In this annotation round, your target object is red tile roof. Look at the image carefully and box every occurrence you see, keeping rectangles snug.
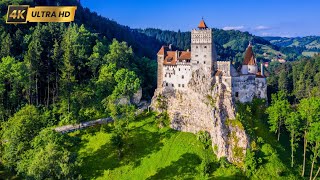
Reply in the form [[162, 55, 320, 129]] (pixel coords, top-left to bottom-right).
[[158, 46, 191, 65], [164, 51, 177, 65], [243, 44, 256, 65], [157, 46, 170, 55], [178, 51, 191, 60]]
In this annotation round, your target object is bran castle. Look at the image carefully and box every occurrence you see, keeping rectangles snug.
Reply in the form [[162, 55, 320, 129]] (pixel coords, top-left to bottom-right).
[[156, 19, 267, 102], [152, 19, 267, 163]]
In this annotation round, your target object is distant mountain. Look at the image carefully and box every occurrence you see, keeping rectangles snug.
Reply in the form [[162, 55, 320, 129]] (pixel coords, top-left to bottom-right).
[[263, 36, 320, 57]]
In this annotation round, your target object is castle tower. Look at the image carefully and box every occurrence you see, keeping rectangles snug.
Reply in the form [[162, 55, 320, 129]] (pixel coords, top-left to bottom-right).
[[241, 42, 258, 74], [157, 46, 165, 88], [191, 18, 217, 75]]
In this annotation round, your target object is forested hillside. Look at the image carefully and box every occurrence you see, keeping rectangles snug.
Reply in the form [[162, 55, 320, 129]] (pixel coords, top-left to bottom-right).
[[0, 0, 320, 179], [264, 36, 320, 57], [0, 1, 158, 178], [138, 28, 302, 64]]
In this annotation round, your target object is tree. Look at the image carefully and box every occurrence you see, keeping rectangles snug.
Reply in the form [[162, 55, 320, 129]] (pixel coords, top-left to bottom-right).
[[24, 25, 43, 105], [16, 129, 81, 179], [0, 56, 28, 120], [51, 39, 62, 103], [60, 26, 76, 122], [87, 40, 108, 76], [104, 39, 133, 69], [308, 122, 320, 180], [96, 63, 117, 101], [298, 97, 320, 177], [266, 91, 291, 141], [112, 68, 140, 98], [111, 133, 124, 160], [285, 111, 301, 167], [1, 105, 44, 169], [244, 149, 257, 177], [0, 33, 13, 59]]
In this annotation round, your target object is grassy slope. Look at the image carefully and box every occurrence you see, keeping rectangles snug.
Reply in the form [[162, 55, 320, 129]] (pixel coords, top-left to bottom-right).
[[71, 113, 244, 180]]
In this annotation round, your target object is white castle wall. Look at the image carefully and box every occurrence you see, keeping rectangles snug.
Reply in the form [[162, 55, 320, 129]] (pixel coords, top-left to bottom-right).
[[255, 78, 267, 99], [163, 64, 191, 91], [232, 75, 257, 103]]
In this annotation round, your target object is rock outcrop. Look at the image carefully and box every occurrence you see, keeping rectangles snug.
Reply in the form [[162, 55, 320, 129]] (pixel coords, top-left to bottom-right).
[[151, 69, 249, 165]]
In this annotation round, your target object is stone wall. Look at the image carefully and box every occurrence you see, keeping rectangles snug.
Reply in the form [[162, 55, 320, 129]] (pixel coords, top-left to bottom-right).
[[151, 69, 250, 165]]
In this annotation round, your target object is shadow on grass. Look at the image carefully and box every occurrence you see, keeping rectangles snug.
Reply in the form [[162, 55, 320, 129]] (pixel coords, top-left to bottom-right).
[[123, 127, 173, 168], [147, 153, 201, 180], [78, 115, 175, 178], [79, 140, 120, 179]]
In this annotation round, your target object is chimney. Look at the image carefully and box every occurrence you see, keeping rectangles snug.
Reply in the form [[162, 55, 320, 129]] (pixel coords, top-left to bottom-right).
[[261, 62, 264, 76], [169, 44, 172, 50], [176, 50, 178, 60]]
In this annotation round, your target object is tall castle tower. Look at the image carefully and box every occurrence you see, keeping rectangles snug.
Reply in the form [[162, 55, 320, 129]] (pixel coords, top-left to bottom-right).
[[191, 19, 217, 75]]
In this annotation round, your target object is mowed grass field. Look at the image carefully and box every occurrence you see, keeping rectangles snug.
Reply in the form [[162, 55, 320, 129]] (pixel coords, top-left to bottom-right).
[[70, 112, 243, 180]]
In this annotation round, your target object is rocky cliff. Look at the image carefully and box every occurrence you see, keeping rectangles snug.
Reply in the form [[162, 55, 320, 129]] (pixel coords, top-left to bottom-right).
[[151, 69, 249, 165]]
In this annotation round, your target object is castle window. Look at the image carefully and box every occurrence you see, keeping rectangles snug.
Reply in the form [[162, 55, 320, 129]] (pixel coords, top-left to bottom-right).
[[204, 55, 207, 58], [169, 74, 171, 78], [166, 83, 168, 86], [182, 84, 185, 87], [197, 61, 199, 64], [235, 92, 239, 97], [195, 55, 198, 57], [204, 61, 206, 64], [182, 75, 184, 79], [172, 84, 174, 87], [204, 46, 207, 48], [179, 68, 180, 71], [196, 46, 198, 48], [178, 84, 181, 87], [165, 74, 167, 77]]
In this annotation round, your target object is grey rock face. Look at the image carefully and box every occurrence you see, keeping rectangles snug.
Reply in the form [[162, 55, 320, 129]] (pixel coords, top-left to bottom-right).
[[131, 87, 142, 105], [151, 69, 249, 165]]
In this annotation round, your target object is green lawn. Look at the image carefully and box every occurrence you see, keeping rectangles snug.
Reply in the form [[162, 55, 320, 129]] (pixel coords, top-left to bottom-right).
[[71, 112, 244, 180]]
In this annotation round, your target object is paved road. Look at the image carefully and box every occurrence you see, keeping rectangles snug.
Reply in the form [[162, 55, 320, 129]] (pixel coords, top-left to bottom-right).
[[54, 101, 150, 133], [54, 117, 113, 133]]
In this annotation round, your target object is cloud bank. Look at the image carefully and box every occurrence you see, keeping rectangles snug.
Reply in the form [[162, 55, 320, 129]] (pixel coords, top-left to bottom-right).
[[222, 26, 245, 31]]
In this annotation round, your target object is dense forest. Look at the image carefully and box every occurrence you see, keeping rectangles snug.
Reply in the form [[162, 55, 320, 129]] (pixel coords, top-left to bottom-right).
[[0, 0, 320, 179]]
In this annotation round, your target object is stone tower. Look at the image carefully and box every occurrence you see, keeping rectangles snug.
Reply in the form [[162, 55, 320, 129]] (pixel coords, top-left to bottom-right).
[[191, 19, 217, 75], [157, 46, 168, 88]]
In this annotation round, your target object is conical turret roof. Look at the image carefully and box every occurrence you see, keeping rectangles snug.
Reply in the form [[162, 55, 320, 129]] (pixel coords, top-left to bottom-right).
[[198, 18, 208, 29], [243, 42, 256, 65]]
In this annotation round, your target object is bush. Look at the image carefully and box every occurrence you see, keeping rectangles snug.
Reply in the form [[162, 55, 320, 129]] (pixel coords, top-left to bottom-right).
[[196, 131, 211, 149]]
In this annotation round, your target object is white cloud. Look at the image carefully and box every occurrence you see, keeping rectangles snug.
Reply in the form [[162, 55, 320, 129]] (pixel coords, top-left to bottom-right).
[[254, 25, 271, 31], [261, 32, 271, 36], [222, 26, 245, 31]]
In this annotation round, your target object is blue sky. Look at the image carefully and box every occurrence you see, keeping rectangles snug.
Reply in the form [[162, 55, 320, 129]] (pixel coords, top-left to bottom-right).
[[81, 0, 320, 37]]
